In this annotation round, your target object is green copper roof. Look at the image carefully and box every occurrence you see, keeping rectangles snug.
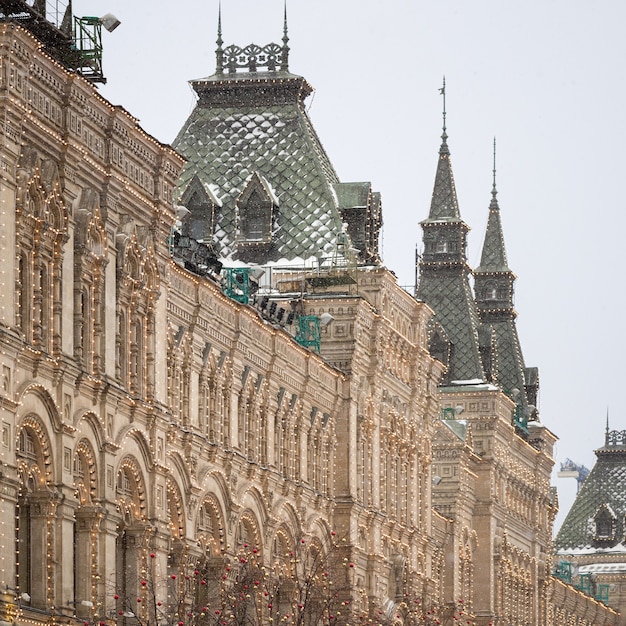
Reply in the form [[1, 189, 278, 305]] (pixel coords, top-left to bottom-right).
[[173, 70, 347, 264], [418, 274, 485, 382], [556, 429, 626, 553], [334, 182, 371, 209]]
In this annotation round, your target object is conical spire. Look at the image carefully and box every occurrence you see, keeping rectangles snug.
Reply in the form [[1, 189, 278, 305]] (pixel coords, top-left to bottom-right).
[[476, 138, 509, 272], [216, 2, 224, 75], [426, 78, 461, 222], [280, 1, 290, 71], [416, 80, 485, 383]]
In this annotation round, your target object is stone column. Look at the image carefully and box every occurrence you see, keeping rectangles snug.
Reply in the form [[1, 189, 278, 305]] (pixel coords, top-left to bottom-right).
[[74, 507, 103, 619], [28, 491, 58, 609], [0, 472, 19, 590], [54, 494, 78, 616], [98, 512, 120, 619]]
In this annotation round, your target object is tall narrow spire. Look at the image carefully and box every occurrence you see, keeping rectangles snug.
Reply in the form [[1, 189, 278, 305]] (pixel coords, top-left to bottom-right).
[[474, 141, 530, 400], [439, 76, 448, 153], [492, 136, 497, 198], [427, 78, 460, 221], [416, 79, 485, 383], [216, 2, 224, 75], [476, 138, 509, 272], [280, 1, 290, 71]]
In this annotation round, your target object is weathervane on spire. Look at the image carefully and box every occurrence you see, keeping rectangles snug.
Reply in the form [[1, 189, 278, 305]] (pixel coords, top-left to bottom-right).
[[492, 137, 498, 198], [439, 76, 447, 136]]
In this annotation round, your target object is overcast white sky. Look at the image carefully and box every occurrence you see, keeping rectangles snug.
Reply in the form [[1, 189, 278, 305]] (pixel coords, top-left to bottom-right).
[[86, 0, 626, 531]]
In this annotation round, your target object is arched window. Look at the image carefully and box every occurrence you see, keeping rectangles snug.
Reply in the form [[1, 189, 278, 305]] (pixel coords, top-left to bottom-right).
[[236, 172, 278, 253], [16, 422, 53, 609], [15, 154, 68, 356], [115, 459, 148, 615]]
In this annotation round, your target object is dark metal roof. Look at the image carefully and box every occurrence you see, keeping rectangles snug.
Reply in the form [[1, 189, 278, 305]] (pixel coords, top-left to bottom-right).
[[474, 186, 531, 402], [422, 133, 461, 224], [475, 190, 510, 273], [173, 68, 348, 265], [556, 429, 626, 553], [417, 135, 485, 382], [334, 182, 371, 210]]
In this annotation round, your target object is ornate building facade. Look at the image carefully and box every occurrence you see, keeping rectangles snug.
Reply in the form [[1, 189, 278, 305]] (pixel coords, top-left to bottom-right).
[[0, 4, 619, 626]]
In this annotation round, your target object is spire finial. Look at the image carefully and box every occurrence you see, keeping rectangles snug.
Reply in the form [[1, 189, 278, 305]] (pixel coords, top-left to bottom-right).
[[439, 76, 447, 137], [216, 1, 224, 75], [280, 0, 290, 71], [284, 0, 288, 38], [492, 136, 497, 199]]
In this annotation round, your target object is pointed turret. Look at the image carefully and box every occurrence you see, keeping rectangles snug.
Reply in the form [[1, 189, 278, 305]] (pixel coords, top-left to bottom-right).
[[476, 171, 509, 272], [474, 139, 515, 312], [416, 83, 484, 383], [424, 78, 461, 223], [474, 140, 537, 408]]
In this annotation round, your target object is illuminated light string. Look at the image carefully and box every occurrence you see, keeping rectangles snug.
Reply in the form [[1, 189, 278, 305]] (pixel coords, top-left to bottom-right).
[[1, 23, 179, 157], [1, 27, 549, 626]]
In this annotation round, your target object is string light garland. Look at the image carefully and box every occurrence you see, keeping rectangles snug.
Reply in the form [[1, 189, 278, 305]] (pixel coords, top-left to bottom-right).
[[0, 18, 612, 626]]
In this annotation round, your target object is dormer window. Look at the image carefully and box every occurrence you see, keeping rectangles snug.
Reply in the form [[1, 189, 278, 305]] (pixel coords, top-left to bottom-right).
[[593, 504, 616, 543], [241, 190, 270, 240], [236, 172, 279, 246], [179, 175, 222, 243], [428, 323, 451, 370]]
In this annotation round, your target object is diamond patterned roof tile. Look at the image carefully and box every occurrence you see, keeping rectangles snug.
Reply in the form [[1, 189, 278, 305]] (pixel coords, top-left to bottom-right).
[[556, 432, 626, 554]]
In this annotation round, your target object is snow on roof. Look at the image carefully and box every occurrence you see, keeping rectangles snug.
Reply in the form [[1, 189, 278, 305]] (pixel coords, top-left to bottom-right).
[[558, 542, 626, 556], [259, 174, 280, 206], [442, 379, 499, 392], [580, 562, 626, 574], [450, 378, 486, 385], [204, 182, 223, 208]]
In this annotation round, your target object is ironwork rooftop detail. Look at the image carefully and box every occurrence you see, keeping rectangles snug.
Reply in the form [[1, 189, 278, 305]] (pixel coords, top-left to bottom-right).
[[603, 430, 626, 451], [215, 4, 289, 75]]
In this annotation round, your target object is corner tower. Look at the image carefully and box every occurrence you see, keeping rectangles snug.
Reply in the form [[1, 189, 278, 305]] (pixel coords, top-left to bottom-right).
[[474, 142, 537, 408], [416, 89, 484, 383]]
